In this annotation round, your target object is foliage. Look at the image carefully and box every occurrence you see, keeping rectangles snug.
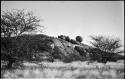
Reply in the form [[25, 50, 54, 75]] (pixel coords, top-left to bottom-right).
[[2, 34, 86, 67], [65, 36, 70, 42], [76, 36, 83, 42], [1, 34, 124, 68], [74, 46, 88, 58], [88, 48, 124, 63], [58, 35, 82, 45], [70, 39, 79, 44], [58, 35, 65, 39], [1, 9, 43, 37], [52, 46, 64, 60], [1, 34, 54, 63], [58, 35, 70, 42], [62, 53, 85, 63], [89, 35, 124, 63], [90, 35, 122, 53]]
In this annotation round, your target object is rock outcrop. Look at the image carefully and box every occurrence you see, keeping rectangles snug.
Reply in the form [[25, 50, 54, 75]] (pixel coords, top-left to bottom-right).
[[1, 34, 124, 68]]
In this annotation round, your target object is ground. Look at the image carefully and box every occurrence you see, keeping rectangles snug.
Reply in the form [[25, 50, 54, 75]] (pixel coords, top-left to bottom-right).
[[1, 60, 124, 79]]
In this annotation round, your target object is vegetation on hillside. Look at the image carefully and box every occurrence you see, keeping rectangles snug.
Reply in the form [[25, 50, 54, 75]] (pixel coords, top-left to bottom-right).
[[1, 34, 124, 69]]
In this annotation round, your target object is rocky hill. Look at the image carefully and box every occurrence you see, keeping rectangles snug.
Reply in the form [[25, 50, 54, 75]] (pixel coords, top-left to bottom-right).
[[1, 34, 124, 68]]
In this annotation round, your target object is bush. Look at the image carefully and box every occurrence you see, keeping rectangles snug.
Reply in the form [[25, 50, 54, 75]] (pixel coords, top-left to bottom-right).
[[89, 35, 124, 63], [58, 35, 71, 42], [1, 34, 54, 62], [70, 39, 79, 44], [52, 46, 63, 60], [74, 46, 87, 57], [90, 35, 122, 53], [88, 48, 124, 63], [65, 36, 70, 42], [58, 35, 65, 39], [76, 36, 83, 42], [62, 53, 85, 63]]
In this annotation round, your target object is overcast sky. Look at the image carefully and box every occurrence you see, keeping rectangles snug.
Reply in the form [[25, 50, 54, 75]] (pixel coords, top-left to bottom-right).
[[1, 1, 124, 45]]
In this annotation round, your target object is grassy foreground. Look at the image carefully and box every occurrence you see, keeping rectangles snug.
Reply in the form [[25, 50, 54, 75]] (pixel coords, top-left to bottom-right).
[[1, 60, 124, 79]]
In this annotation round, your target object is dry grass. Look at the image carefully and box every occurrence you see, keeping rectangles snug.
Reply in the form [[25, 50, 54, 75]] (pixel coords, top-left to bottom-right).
[[1, 60, 124, 79]]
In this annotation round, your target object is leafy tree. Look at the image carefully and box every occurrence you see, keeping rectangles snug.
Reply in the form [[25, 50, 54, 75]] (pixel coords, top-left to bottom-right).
[[76, 36, 83, 42], [1, 9, 43, 37], [90, 35, 122, 53]]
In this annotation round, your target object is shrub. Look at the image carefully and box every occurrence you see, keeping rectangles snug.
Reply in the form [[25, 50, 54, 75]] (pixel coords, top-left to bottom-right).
[[52, 46, 63, 60], [76, 36, 83, 42], [70, 39, 79, 44], [58, 35, 65, 39], [65, 36, 70, 42], [90, 35, 122, 53], [62, 53, 85, 63], [74, 46, 87, 57], [88, 48, 124, 63], [89, 35, 123, 63], [1, 34, 54, 63]]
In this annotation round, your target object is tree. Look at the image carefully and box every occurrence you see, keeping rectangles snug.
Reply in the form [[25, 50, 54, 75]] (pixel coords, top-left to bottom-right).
[[90, 35, 122, 53], [76, 36, 83, 42], [1, 9, 43, 37]]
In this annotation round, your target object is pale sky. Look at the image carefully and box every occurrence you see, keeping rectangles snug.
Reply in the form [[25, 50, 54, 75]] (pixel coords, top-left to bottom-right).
[[1, 1, 124, 45]]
